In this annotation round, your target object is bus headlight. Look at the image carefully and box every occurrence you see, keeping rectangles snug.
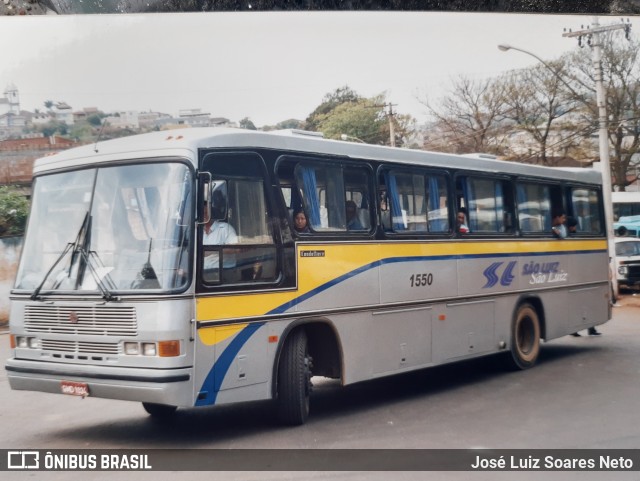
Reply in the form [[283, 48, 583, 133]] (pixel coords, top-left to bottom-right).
[[124, 342, 140, 355], [123, 340, 180, 356], [619, 266, 629, 276], [15, 336, 40, 349], [142, 343, 157, 356]]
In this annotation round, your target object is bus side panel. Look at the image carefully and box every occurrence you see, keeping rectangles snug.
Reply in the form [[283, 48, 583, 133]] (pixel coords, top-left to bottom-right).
[[432, 300, 495, 363], [193, 320, 276, 406]]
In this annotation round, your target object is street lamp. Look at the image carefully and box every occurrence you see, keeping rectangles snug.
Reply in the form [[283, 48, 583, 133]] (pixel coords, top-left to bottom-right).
[[497, 44, 592, 112], [340, 134, 366, 143], [499, 41, 617, 297]]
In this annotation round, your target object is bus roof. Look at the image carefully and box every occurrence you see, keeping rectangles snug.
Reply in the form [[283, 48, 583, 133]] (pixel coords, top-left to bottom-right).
[[34, 127, 603, 184]]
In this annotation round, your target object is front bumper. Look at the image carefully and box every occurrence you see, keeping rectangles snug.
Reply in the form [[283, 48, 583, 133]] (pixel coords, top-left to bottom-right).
[[5, 357, 194, 406]]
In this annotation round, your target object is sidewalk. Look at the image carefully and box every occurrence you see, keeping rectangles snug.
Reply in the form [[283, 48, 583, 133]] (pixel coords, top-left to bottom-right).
[[616, 292, 640, 308]]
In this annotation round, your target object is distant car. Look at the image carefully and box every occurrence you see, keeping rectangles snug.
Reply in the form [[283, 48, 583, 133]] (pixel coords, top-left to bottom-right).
[[614, 237, 640, 291], [614, 215, 640, 237]]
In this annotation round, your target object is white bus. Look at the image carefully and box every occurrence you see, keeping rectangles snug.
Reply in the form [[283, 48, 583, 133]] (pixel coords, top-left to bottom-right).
[[6, 128, 610, 425]]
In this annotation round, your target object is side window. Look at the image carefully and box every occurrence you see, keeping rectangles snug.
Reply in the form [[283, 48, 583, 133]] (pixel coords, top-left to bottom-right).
[[462, 177, 508, 233], [381, 170, 449, 233], [293, 161, 371, 233], [516, 183, 551, 233], [201, 153, 278, 286], [345, 167, 371, 231], [427, 175, 449, 232], [570, 187, 602, 234]]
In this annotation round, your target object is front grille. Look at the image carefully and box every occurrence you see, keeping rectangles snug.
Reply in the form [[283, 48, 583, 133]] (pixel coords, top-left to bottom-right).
[[40, 339, 120, 355], [24, 305, 137, 336]]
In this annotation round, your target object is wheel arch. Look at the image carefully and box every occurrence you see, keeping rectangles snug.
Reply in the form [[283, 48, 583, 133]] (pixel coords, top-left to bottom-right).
[[271, 317, 343, 398]]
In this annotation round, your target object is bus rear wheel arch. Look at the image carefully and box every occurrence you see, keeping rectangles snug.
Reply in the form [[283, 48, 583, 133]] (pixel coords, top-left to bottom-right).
[[508, 302, 541, 370]]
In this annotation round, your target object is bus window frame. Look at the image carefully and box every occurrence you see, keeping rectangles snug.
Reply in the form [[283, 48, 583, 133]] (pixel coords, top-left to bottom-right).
[[515, 177, 565, 238], [377, 165, 453, 237], [454, 171, 517, 237], [197, 150, 284, 293], [275, 154, 376, 238], [565, 183, 605, 237]]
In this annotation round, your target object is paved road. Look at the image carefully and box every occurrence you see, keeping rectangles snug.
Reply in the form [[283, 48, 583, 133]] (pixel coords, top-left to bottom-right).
[[2, 299, 640, 481]]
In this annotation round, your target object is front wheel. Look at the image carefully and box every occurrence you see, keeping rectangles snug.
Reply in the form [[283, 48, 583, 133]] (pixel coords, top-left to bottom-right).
[[508, 303, 541, 370], [142, 402, 177, 419], [277, 329, 313, 426]]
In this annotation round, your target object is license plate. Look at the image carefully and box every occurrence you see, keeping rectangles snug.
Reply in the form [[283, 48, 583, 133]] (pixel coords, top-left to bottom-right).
[[60, 381, 90, 397]]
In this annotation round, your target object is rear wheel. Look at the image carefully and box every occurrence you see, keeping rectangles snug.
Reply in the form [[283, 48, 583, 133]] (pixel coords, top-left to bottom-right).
[[508, 303, 541, 370], [142, 402, 177, 418], [277, 329, 313, 426]]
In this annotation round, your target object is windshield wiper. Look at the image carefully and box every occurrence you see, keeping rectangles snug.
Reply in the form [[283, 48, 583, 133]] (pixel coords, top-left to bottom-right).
[[30, 213, 117, 302], [30, 212, 90, 301], [132, 239, 161, 289], [73, 214, 117, 302], [77, 247, 118, 302]]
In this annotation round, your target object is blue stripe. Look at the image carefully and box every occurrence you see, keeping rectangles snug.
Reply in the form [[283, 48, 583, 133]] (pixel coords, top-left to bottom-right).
[[196, 322, 265, 406], [268, 248, 606, 315]]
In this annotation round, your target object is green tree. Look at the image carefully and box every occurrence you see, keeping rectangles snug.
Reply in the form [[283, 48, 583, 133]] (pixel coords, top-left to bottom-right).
[[305, 86, 361, 132], [69, 121, 95, 143], [276, 119, 305, 130], [239, 117, 257, 130], [311, 90, 416, 147], [315, 96, 388, 144], [0, 187, 29, 237], [87, 113, 103, 127]]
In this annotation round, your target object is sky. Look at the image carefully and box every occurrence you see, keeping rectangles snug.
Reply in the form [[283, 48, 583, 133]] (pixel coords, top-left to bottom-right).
[[1, 12, 639, 127]]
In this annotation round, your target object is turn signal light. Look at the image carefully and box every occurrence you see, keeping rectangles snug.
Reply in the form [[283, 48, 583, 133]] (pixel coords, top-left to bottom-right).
[[158, 340, 180, 357]]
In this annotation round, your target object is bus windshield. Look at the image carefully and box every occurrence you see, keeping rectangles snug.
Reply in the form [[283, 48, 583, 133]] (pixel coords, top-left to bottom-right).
[[15, 162, 193, 295]]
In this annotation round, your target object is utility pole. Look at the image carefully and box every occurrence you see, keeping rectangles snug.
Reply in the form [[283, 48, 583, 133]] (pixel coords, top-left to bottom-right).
[[369, 102, 398, 147], [386, 103, 397, 147], [563, 17, 631, 300]]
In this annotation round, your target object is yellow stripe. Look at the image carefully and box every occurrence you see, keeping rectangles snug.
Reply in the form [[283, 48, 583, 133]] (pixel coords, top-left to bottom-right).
[[195, 239, 606, 323], [197, 323, 249, 346]]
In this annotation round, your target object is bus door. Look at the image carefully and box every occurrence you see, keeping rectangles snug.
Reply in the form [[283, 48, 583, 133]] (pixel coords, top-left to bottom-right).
[[192, 151, 287, 406]]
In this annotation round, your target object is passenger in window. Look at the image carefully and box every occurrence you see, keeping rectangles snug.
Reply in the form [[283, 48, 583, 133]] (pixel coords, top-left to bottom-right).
[[567, 216, 579, 235], [551, 210, 567, 239], [293, 210, 310, 233], [346, 200, 364, 230], [456, 209, 469, 234]]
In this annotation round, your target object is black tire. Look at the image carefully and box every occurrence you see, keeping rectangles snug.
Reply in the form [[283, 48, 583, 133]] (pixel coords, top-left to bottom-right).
[[142, 402, 177, 418], [277, 329, 312, 426], [508, 303, 541, 370]]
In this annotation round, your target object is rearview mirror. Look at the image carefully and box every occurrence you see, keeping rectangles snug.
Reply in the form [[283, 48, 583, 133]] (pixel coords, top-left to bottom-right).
[[210, 180, 228, 221]]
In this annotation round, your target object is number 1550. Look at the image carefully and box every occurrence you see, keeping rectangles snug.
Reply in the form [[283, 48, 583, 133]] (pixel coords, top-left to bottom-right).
[[410, 273, 433, 287]]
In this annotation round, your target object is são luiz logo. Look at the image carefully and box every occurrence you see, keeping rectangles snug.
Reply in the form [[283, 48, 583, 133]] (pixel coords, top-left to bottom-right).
[[482, 261, 517, 288]]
